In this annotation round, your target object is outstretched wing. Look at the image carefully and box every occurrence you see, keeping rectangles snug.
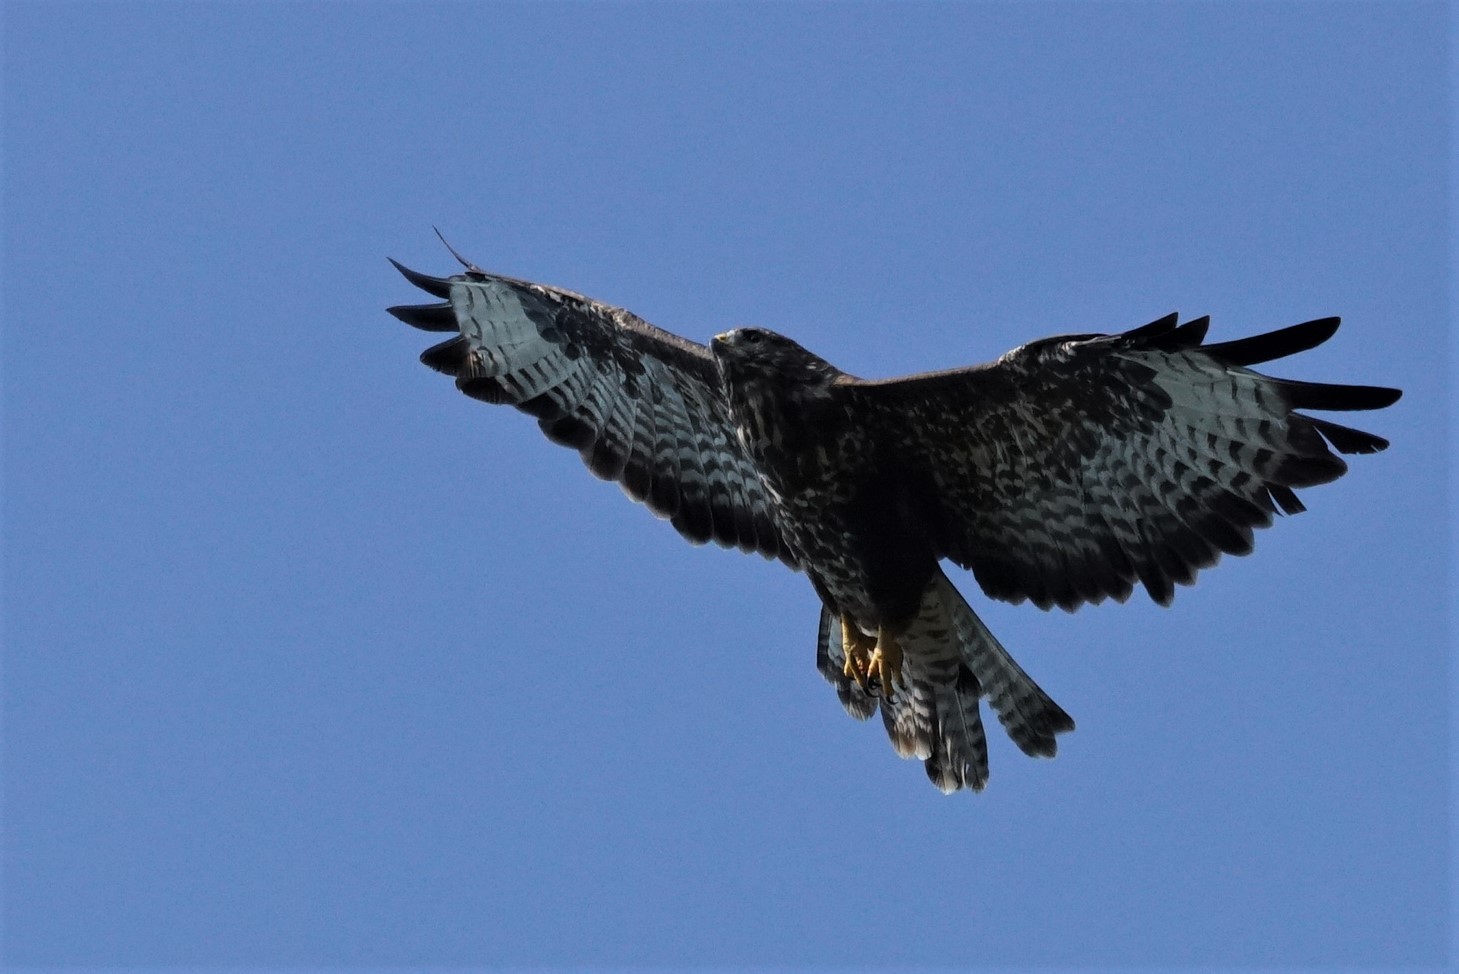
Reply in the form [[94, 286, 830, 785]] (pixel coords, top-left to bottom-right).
[[388, 261, 797, 566], [852, 314, 1400, 610]]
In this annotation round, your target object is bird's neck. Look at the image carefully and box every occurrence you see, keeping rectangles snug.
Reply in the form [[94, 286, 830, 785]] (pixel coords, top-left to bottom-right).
[[725, 375, 845, 492]]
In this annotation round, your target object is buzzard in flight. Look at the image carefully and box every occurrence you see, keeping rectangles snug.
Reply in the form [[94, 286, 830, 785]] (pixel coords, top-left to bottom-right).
[[388, 250, 1399, 793]]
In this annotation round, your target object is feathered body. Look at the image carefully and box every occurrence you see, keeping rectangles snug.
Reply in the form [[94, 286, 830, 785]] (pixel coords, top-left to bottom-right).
[[388, 254, 1399, 793], [712, 330, 937, 632]]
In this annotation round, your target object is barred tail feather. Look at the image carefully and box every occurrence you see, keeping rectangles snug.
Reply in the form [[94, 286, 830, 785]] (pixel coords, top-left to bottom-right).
[[815, 571, 1071, 793], [936, 572, 1076, 758], [921, 661, 990, 793], [883, 596, 992, 792], [816, 602, 988, 790]]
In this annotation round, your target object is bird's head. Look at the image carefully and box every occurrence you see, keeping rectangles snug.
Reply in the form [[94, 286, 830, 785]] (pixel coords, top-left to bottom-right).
[[709, 327, 842, 395], [710, 327, 845, 454]]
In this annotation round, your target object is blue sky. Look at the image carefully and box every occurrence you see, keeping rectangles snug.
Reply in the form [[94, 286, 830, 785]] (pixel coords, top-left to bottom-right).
[[3, 1, 1451, 968]]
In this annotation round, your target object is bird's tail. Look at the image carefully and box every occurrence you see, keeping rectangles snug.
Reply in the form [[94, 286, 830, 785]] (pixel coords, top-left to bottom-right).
[[816, 569, 1074, 793]]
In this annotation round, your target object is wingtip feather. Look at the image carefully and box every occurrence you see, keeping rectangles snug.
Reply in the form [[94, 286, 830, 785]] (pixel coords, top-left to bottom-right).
[[1279, 379, 1403, 412], [1205, 316, 1341, 366], [387, 258, 453, 299], [387, 302, 459, 332], [419, 336, 469, 375], [1122, 312, 1180, 342]]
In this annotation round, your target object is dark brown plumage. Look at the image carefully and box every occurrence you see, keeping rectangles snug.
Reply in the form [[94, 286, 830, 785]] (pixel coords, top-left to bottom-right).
[[388, 254, 1400, 793]]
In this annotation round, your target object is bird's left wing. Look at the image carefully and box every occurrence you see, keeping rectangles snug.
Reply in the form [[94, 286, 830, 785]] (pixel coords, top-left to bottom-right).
[[849, 314, 1400, 610], [388, 261, 797, 566]]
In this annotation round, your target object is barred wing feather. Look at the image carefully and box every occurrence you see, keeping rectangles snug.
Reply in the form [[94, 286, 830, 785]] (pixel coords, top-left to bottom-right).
[[853, 314, 1400, 611], [388, 261, 797, 567]]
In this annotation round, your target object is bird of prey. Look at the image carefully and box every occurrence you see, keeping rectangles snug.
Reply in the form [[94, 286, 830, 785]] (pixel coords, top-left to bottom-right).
[[387, 248, 1399, 793]]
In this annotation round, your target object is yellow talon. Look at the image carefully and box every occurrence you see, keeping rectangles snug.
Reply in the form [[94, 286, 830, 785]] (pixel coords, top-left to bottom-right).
[[867, 628, 904, 699], [840, 614, 876, 692]]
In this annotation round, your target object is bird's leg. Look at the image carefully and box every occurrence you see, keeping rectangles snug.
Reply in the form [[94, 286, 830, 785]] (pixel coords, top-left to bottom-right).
[[867, 627, 904, 699], [840, 614, 876, 692]]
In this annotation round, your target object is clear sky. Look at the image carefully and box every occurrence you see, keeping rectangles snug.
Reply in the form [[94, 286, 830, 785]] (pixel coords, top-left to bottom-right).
[[3, 1, 1451, 968]]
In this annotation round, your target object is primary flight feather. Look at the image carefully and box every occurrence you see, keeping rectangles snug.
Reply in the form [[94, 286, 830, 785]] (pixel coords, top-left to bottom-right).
[[388, 253, 1400, 793]]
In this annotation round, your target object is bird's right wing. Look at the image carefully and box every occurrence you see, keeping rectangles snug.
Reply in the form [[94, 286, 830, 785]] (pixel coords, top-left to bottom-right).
[[389, 260, 797, 566]]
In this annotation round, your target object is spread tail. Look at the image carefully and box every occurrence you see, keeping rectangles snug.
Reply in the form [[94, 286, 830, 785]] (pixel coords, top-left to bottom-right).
[[815, 569, 1074, 793], [936, 572, 1076, 759]]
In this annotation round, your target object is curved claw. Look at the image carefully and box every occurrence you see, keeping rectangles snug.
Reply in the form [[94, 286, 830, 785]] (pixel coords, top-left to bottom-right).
[[841, 614, 875, 693], [868, 629, 904, 701]]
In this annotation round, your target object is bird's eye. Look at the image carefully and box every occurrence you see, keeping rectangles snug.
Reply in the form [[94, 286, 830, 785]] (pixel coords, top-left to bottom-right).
[[745, 332, 762, 345]]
